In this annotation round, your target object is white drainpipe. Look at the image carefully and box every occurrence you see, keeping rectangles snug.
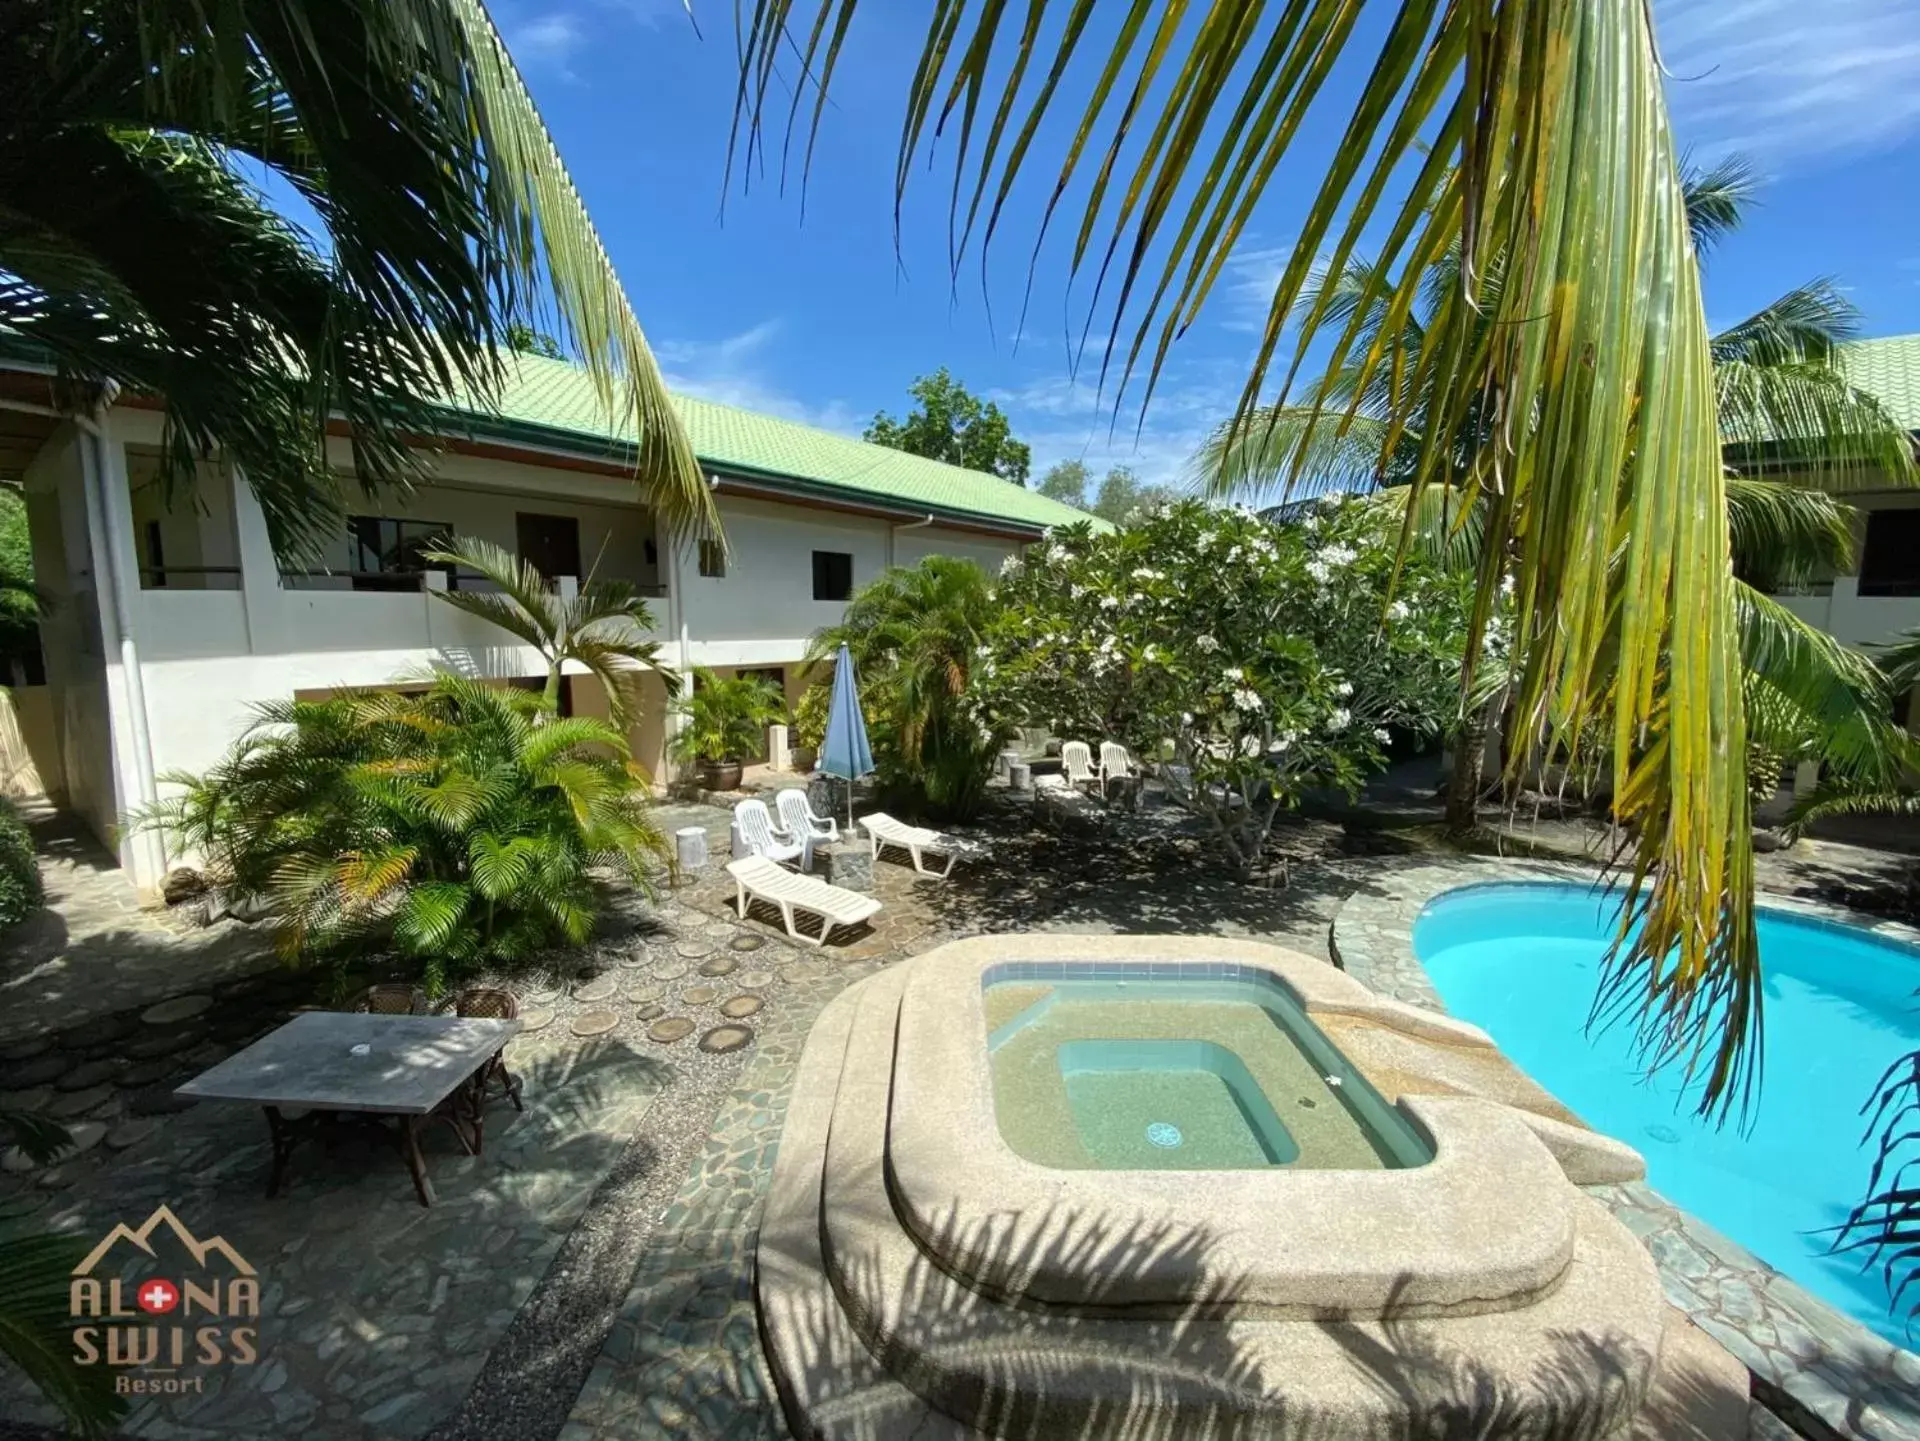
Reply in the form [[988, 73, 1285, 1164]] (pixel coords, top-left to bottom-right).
[[887, 513, 935, 568]]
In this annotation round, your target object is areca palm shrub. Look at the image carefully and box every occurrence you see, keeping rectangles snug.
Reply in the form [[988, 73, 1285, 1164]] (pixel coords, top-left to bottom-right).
[[137, 674, 666, 994], [975, 500, 1474, 875], [809, 556, 1006, 819]]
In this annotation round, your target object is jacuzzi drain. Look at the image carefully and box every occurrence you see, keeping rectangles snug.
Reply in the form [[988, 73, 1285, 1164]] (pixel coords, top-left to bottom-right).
[[1145, 1121, 1183, 1149]]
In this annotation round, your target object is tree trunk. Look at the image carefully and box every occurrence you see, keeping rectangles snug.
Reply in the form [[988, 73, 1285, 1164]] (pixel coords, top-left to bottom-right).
[[1444, 698, 1498, 835]]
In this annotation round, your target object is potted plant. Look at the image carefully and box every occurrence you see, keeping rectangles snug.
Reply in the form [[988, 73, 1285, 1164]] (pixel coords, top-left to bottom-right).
[[790, 681, 831, 773], [669, 668, 786, 791]]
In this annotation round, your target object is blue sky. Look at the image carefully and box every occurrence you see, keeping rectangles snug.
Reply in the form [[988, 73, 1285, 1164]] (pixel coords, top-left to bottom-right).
[[495, 0, 1920, 488]]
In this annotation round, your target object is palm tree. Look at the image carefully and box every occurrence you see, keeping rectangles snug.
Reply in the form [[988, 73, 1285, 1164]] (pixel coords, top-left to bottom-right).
[[423, 536, 677, 730], [808, 556, 1002, 816], [732, 0, 1768, 1112], [1, 1, 717, 556], [1198, 159, 1917, 836]]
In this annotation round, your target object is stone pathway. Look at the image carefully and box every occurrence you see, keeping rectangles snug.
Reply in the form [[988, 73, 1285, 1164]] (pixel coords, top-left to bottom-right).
[[1, 803, 277, 1043], [1331, 855, 1920, 1441]]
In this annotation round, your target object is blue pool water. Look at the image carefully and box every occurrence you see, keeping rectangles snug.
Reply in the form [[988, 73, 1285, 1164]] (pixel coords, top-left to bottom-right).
[[1414, 882, 1920, 1350]]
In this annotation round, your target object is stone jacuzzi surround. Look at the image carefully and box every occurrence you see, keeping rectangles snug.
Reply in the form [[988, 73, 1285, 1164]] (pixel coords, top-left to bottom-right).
[[757, 934, 1745, 1440]]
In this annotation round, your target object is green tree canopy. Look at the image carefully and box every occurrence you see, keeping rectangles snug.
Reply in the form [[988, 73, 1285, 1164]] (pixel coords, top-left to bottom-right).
[[0, 490, 37, 678], [1090, 466, 1180, 528], [1034, 459, 1090, 507], [865, 369, 1031, 483]]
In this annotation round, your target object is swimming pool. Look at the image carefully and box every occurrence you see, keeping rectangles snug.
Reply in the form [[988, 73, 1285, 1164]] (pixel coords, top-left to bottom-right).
[[1414, 881, 1920, 1349]]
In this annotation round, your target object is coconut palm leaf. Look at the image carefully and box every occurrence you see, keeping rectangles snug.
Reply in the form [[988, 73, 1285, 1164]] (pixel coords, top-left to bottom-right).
[[1726, 478, 1855, 588], [0, 1227, 124, 1438], [738, 0, 1760, 1113], [1193, 404, 1406, 504], [1681, 153, 1759, 257], [0, 0, 716, 556]]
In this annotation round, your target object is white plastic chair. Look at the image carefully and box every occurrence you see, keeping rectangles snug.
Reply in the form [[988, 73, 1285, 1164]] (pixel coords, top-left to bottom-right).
[[1098, 742, 1134, 781], [775, 788, 839, 850], [733, 798, 808, 870], [1061, 741, 1101, 790]]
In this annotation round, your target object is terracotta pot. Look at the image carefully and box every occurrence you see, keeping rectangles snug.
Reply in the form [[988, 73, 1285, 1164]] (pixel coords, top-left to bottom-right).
[[701, 760, 744, 792]]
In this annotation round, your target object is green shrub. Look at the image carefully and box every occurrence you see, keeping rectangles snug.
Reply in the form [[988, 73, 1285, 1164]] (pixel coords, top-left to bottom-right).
[[668, 669, 786, 765], [0, 796, 40, 929], [136, 674, 666, 994]]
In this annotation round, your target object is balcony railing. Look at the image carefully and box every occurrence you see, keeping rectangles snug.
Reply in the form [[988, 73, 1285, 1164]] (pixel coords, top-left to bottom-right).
[[277, 569, 668, 598], [138, 564, 243, 591]]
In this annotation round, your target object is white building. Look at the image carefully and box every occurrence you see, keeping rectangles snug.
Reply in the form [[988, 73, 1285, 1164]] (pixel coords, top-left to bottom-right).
[[0, 348, 1093, 890], [1752, 335, 1920, 663]]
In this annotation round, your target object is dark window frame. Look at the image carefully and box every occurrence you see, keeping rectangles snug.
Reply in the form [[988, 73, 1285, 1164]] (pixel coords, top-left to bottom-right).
[[346, 516, 454, 592], [812, 549, 853, 602], [698, 539, 727, 578]]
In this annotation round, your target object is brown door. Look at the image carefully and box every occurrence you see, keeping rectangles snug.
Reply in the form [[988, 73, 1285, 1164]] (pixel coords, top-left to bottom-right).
[[516, 512, 583, 584]]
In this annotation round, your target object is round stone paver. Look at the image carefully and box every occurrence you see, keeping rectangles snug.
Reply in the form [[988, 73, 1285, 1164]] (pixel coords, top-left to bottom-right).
[[633, 1003, 665, 1023], [522, 984, 562, 1005], [572, 975, 619, 1004], [0, 1086, 50, 1114], [56, 1058, 128, 1092], [646, 1017, 696, 1044], [519, 1008, 555, 1034], [698, 1025, 754, 1055], [736, 970, 776, 990], [673, 939, 714, 961], [785, 961, 832, 983], [105, 1119, 159, 1151], [679, 985, 720, 1007], [719, 994, 763, 1019], [56, 1014, 141, 1051], [618, 948, 654, 969], [626, 982, 667, 1005], [728, 931, 767, 953], [571, 1010, 620, 1038], [127, 1087, 197, 1117], [126, 1028, 205, 1060], [0, 1036, 50, 1063], [2, 1054, 71, 1089], [114, 1057, 183, 1089], [1, 1148, 38, 1174], [140, 994, 214, 1026], [652, 962, 690, 983], [63, 1121, 108, 1155], [697, 955, 737, 978], [47, 1086, 114, 1119]]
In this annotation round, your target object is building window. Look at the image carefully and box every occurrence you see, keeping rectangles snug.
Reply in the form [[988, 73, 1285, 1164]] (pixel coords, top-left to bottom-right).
[[812, 550, 853, 601], [1859, 509, 1920, 597], [516, 512, 582, 584], [142, 520, 167, 589], [698, 539, 726, 577], [347, 516, 452, 592]]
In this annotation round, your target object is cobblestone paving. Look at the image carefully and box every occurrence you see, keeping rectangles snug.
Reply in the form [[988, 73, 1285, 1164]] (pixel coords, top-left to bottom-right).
[[1330, 855, 1920, 1441]]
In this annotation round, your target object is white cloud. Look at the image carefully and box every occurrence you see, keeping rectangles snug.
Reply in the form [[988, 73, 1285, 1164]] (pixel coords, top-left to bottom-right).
[[1656, 0, 1920, 164], [657, 320, 862, 434], [993, 357, 1244, 492], [504, 12, 588, 79]]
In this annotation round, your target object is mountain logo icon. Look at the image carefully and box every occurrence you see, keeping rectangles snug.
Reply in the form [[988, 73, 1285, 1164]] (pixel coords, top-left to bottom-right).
[[72, 1204, 255, 1278]]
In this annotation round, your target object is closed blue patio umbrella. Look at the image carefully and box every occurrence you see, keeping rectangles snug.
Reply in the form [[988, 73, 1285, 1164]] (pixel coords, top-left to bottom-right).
[[819, 643, 874, 830]]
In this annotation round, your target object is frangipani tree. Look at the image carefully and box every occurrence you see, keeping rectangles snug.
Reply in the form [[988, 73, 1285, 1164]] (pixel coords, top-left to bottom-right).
[[976, 499, 1473, 875]]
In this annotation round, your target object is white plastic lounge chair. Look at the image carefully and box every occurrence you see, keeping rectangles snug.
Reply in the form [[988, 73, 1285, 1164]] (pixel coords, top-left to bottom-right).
[[774, 788, 839, 851], [726, 855, 882, 946], [733, 798, 808, 869], [1099, 742, 1134, 781], [1060, 741, 1101, 790], [860, 811, 973, 878]]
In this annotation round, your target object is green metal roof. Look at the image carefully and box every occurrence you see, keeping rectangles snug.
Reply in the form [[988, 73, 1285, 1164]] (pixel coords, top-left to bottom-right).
[[1839, 334, 1920, 433], [457, 352, 1104, 534]]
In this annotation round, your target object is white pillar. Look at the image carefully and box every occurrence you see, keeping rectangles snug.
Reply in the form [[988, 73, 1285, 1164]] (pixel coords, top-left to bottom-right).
[[231, 470, 284, 656]]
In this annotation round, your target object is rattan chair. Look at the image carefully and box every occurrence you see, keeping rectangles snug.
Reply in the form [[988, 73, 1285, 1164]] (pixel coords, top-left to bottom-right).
[[450, 987, 524, 1122], [348, 983, 428, 1015]]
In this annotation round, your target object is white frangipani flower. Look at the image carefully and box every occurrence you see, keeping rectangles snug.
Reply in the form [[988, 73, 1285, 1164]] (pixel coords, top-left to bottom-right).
[[1334, 680, 1354, 698], [1373, 727, 1392, 743], [1223, 665, 1244, 682], [1195, 634, 1220, 652], [1326, 707, 1351, 732], [1387, 599, 1410, 622], [1233, 688, 1263, 711]]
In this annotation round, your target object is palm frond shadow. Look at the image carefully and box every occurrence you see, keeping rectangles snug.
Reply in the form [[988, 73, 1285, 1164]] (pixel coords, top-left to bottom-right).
[[766, 1201, 1669, 1441]]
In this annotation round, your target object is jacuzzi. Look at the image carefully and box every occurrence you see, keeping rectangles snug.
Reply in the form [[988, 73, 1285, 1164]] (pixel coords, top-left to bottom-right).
[[756, 935, 1742, 1440]]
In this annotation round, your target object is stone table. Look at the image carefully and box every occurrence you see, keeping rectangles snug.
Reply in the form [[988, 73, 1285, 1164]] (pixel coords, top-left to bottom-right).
[[175, 1012, 521, 1206]]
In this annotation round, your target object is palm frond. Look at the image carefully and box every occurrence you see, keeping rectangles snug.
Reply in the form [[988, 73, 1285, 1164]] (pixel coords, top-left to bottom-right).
[[1681, 152, 1759, 257], [1193, 405, 1404, 504], [0, 1226, 126, 1437], [737, 0, 1761, 1116], [1726, 479, 1855, 586], [1736, 582, 1905, 783]]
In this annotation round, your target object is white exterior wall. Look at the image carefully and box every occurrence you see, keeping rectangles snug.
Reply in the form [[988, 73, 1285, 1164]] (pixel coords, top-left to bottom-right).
[[1767, 491, 1920, 650], [21, 403, 1037, 889]]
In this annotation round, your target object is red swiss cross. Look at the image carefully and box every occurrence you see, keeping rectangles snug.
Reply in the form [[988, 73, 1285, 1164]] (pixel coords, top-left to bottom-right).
[[136, 1279, 179, 1314]]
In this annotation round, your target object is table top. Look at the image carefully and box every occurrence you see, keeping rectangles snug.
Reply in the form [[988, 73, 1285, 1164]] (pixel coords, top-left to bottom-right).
[[175, 1012, 522, 1115]]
